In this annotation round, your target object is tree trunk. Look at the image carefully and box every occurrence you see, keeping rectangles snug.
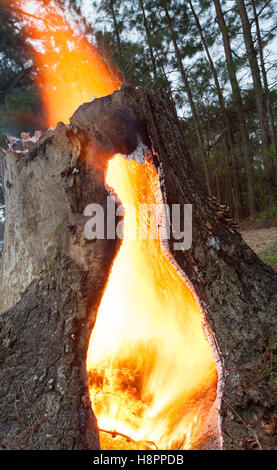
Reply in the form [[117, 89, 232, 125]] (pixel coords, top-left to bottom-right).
[[162, 3, 212, 196], [71, 85, 277, 450], [109, 0, 122, 56], [251, 0, 277, 182], [236, 0, 274, 201], [188, 0, 241, 218], [213, 0, 255, 217], [0, 124, 120, 449], [1, 86, 276, 450], [139, 0, 158, 81]]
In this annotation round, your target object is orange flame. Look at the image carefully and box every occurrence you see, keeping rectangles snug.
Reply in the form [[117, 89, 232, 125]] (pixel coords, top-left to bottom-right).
[[12, 0, 218, 450], [88, 157, 218, 449], [10, 0, 121, 126]]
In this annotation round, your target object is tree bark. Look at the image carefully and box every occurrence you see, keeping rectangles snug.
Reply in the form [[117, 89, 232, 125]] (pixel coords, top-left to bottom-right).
[[0, 86, 276, 450], [70, 85, 277, 450], [0, 124, 120, 449]]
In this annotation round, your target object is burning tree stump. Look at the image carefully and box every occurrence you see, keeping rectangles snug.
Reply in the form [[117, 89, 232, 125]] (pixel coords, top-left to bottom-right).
[[0, 86, 276, 450], [0, 124, 120, 449]]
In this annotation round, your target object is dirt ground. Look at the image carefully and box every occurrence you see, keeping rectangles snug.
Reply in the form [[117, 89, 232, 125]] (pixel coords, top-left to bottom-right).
[[241, 227, 277, 256]]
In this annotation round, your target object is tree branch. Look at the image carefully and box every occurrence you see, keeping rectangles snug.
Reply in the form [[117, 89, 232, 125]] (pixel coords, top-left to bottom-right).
[[99, 428, 158, 450]]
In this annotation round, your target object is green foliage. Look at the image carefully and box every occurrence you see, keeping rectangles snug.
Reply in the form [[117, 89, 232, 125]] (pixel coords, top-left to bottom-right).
[[260, 240, 277, 270], [4, 87, 37, 111], [0, 86, 41, 137], [0, 3, 45, 137], [0, 134, 6, 149], [260, 205, 277, 221], [259, 340, 277, 390]]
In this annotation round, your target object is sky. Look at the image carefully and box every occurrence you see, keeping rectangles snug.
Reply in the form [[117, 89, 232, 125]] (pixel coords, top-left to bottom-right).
[[80, 0, 277, 86]]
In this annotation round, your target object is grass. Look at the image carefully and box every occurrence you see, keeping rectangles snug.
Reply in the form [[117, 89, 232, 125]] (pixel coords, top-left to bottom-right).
[[260, 240, 277, 270]]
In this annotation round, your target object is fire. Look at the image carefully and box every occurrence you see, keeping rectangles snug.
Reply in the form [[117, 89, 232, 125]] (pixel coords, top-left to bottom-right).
[[12, 0, 218, 450], [9, 0, 121, 126], [88, 156, 217, 450]]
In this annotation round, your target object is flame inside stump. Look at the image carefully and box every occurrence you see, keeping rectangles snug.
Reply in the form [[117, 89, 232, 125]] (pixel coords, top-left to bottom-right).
[[87, 155, 217, 450], [12, 0, 219, 450]]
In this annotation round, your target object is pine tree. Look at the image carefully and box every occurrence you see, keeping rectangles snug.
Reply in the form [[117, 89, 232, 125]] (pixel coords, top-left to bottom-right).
[[0, 3, 43, 136], [250, 0, 277, 184], [213, 0, 255, 216], [158, 0, 211, 194], [188, 0, 241, 217], [236, 0, 275, 202]]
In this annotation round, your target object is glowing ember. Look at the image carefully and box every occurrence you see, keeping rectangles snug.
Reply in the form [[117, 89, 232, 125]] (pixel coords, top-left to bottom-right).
[[12, 0, 218, 450]]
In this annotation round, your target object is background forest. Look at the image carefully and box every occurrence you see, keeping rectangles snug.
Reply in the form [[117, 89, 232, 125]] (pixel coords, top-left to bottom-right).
[[0, 0, 277, 232]]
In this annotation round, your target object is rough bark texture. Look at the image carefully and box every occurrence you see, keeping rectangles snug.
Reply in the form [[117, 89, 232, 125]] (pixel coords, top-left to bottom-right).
[[0, 86, 276, 450], [70, 86, 277, 450], [136, 88, 277, 450], [0, 124, 119, 449]]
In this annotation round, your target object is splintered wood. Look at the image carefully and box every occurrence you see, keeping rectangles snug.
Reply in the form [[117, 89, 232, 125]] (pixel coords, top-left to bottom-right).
[[99, 429, 158, 450]]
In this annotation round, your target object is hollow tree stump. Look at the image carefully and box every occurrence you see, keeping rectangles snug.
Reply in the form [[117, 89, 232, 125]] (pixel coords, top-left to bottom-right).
[[0, 124, 120, 449], [0, 86, 276, 450]]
